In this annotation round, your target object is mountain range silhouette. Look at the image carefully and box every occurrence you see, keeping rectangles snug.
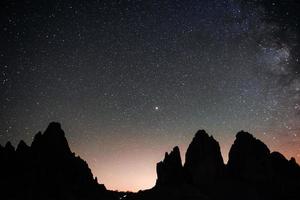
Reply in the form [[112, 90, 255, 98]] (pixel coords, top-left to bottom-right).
[[0, 122, 116, 200], [0, 122, 299, 200]]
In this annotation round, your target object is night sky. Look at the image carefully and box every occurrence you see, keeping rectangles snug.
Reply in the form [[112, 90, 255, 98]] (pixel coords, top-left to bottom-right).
[[1, 0, 300, 192]]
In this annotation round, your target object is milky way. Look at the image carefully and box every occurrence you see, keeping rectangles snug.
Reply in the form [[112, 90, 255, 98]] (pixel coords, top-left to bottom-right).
[[0, 0, 300, 191]]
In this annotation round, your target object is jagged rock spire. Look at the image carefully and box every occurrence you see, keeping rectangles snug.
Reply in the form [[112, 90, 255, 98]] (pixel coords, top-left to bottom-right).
[[184, 130, 224, 188], [227, 131, 270, 182], [31, 122, 71, 156], [156, 146, 183, 186], [0, 122, 111, 200], [16, 140, 29, 152]]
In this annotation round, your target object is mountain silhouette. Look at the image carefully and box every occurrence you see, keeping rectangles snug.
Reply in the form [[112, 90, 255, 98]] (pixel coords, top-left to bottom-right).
[[0, 123, 299, 200], [156, 146, 184, 186], [126, 130, 300, 200], [0, 122, 117, 200], [184, 130, 224, 191], [227, 131, 270, 182]]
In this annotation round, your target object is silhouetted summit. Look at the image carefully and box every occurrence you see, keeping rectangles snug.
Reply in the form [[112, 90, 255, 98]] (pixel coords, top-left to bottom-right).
[[0, 122, 116, 200], [156, 146, 183, 186], [126, 130, 300, 200], [31, 122, 71, 156], [16, 140, 29, 152], [4, 141, 15, 152], [184, 130, 224, 190], [227, 131, 270, 182], [1, 124, 299, 200]]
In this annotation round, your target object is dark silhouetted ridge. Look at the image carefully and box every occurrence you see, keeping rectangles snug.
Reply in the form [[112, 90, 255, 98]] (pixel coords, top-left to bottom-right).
[[31, 122, 71, 156], [0, 122, 117, 200], [156, 146, 183, 186], [227, 130, 270, 182], [126, 130, 300, 200], [184, 130, 224, 190], [16, 140, 29, 152], [1, 124, 299, 200], [4, 141, 15, 152]]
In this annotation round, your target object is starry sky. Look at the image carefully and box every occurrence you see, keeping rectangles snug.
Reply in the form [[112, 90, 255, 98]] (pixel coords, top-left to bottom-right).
[[1, 0, 300, 192]]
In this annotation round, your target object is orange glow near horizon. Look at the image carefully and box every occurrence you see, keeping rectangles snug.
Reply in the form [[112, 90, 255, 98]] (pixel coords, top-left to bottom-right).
[[71, 130, 299, 192]]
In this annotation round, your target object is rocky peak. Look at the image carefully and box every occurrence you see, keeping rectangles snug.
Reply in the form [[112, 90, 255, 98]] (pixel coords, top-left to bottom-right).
[[289, 157, 300, 168], [156, 146, 183, 186], [16, 140, 29, 153], [31, 131, 42, 145], [184, 130, 224, 188], [0, 122, 111, 200], [164, 146, 182, 165], [31, 122, 71, 156], [269, 152, 300, 172], [227, 131, 270, 182], [44, 122, 65, 137], [4, 142, 15, 153]]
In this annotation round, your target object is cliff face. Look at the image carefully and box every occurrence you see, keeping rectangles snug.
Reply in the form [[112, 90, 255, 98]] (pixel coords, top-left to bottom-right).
[[149, 130, 300, 200], [227, 131, 271, 182], [156, 146, 183, 186], [0, 122, 115, 200], [1, 123, 300, 200], [184, 130, 224, 189], [155, 130, 225, 191]]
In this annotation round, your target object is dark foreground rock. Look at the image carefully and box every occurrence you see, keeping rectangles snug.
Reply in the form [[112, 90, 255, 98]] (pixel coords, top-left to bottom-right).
[[1, 123, 299, 200], [156, 146, 184, 186], [125, 130, 300, 200], [0, 122, 117, 200], [184, 130, 224, 192]]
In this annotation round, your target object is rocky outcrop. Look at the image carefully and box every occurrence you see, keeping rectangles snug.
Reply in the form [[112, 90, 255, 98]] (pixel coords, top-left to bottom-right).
[[1, 124, 300, 200], [184, 130, 224, 189], [4, 141, 15, 153], [226, 131, 300, 200], [147, 130, 300, 200], [156, 146, 183, 186], [16, 140, 30, 153], [266, 152, 300, 199], [31, 123, 71, 156], [227, 131, 270, 182], [0, 122, 116, 200]]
